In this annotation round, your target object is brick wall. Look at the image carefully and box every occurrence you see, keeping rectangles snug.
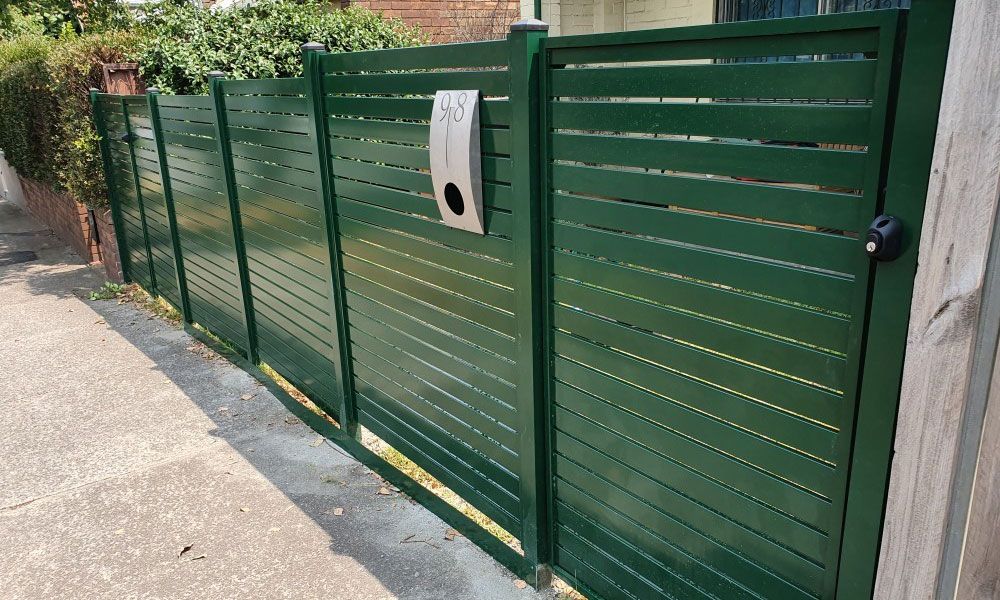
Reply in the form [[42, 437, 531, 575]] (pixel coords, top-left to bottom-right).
[[95, 208, 124, 283], [19, 177, 103, 262], [349, 0, 521, 43]]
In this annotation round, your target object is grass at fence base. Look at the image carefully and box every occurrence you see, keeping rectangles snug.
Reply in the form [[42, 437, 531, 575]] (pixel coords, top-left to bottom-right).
[[257, 363, 517, 546]]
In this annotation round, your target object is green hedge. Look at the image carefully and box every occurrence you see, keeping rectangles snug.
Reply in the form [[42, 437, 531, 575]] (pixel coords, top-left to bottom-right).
[[136, 0, 424, 95], [0, 1, 422, 208], [0, 31, 136, 206]]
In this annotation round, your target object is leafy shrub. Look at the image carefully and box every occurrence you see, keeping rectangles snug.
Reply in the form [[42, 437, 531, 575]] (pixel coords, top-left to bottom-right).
[[0, 35, 55, 181], [0, 30, 136, 205], [135, 0, 425, 94], [0, 0, 133, 40], [48, 30, 140, 205]]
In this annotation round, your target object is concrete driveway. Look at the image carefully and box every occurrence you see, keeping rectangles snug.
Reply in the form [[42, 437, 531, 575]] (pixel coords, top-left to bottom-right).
[[0, 197, 547, 600]]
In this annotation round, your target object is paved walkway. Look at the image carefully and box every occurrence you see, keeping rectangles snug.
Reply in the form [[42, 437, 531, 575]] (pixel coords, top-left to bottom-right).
[[0, 197, 547, 600]]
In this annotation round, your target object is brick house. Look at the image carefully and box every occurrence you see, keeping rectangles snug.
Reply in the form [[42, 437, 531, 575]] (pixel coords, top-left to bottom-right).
[[343, 0, 521, 42], [528, 0, 911, 37]]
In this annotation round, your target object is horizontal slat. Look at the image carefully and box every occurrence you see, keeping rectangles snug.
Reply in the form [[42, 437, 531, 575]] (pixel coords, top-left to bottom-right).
[[551, 132, 867, 189], [222, 77, 305, 96], [338, 197, 513, 263], [339, 215, 513, 288], [355, 384, 520, 534], [322, 39, 507, 72], [555, 431, 828, 586], [553, 192, 857, 274], [349, 311, 516, 426], [340, 234, 513, 313], [327, 117, 511, 154], [550, 163, 865, 232], [227, 111, 311, 135], [554, 306, 842, 428], [325, 70, 508, 96], [224, 94, 308, 114], [343, 272, 515, 359], [228, 125, 312, 153], [553, 250, 850, 354], [554, 277, 846, 391], [550, 101, 872, 146], [232, 155, 317, 191], [324, 96, 510, 126], [157, 95, 213, 110], [546, 11, 888, 62], [549, 60, 877, 100], [554, 454, 820, 600], [229, 140, 314, 172], [341, 254, 514, 337], [345, 288, 515, 386], [552, 221, 855, 315]]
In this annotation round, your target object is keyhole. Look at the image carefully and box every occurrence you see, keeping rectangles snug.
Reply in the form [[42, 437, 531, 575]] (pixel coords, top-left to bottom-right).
[[444, 183, 464, 215]]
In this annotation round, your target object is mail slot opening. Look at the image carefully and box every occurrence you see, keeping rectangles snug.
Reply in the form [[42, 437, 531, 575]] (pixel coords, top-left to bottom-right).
[[444, 182, 465, 216]]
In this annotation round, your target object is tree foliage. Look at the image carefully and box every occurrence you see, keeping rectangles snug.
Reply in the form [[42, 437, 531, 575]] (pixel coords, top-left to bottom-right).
[[0, 0, 132, 39], [135, 0, 424, 94]]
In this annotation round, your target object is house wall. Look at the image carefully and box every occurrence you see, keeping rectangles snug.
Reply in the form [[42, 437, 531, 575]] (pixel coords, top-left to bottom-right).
[[526, 0, 712, 36], [349, 0, 521, 42]]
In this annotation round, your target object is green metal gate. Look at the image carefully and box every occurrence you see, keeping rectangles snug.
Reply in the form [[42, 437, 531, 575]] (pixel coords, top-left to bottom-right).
[[88, 6, 954, 597], [541, 11, 908, 600]]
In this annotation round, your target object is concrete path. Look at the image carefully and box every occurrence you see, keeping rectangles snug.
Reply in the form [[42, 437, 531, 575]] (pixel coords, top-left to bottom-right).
[[0, 197, 548, 600]]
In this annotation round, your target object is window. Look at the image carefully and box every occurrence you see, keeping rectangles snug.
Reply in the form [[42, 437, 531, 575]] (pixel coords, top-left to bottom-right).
[[717, 0, 911, 23]]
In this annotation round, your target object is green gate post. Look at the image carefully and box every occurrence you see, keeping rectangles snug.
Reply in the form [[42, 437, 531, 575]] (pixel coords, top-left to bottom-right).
[[836, 1, 957, 597], [146, 87, 193, 323], [207, 71, 259, 364], [301, 43, 358, 435], [121, 96, 158, 295], [89, 89, 132, 284], [508, 18, 551, 588]]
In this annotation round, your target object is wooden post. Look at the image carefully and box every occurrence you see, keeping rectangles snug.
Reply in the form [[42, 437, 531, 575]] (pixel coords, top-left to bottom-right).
[[875, 0, 1000, 598], [101, 63, 144, 95]]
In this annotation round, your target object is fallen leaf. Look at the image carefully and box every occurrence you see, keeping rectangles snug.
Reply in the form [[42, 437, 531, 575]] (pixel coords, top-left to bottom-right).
[[514, 579, 527, 589], [377, 486, 391, 496], [178, 544, 195, 558], [190, 554, 206, 561], [285, 416, 300, 425], [217, 406, 229, 413], [309, 436, 324, 447], [333, 507, 344, 516], [239, 506, 249, 513], [240, 393, 254, 401], [444, 528, 461, 541]]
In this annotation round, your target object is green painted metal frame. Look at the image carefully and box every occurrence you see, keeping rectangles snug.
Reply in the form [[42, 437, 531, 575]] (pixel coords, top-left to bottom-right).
[[207, 74, 259, 364], [836, 0, 956, 597], [120, 96, 158, 294], [89, 7, 956, 594], [508, 22, 551, 582], [89, 90, 133, 284], [302, 45, 358, 434], [146, 88, 193, 323]]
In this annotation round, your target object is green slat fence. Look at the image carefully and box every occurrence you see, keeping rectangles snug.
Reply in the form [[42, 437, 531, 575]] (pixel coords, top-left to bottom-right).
[[88, 9, 945, 600]]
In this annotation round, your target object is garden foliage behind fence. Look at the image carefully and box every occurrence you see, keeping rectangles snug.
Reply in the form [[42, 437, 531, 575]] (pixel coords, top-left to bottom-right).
[[91, 10, 942, 600]]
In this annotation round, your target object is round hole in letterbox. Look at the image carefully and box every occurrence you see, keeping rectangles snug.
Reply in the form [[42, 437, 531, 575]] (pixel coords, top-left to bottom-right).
[[444, 182, 465, 216]]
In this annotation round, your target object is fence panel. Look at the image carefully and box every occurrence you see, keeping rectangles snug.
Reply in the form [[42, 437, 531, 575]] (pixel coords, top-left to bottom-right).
[[319, 40, 524, 537], [156, 94, 249, 353], [124, 97, 181, 309], [219, 76, 342, 417], [541, 11, 904, 600], [95, 96, 153, 289]]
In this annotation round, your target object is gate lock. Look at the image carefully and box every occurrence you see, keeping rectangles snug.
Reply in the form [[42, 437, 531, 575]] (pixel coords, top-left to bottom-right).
[[120, 133, 133, 143], [865, 215, 903, 261]]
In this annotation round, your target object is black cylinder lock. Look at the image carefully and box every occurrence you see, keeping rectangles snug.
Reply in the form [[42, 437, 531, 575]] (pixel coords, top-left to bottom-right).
[[865, 215, 903, 261], [120, 133, 132, 143]]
